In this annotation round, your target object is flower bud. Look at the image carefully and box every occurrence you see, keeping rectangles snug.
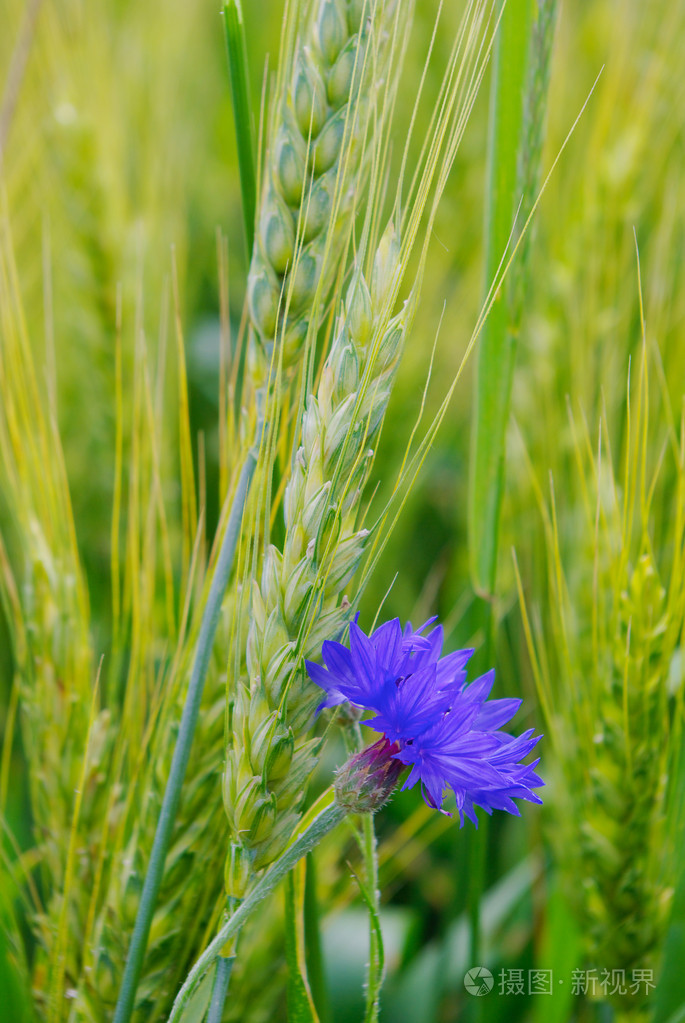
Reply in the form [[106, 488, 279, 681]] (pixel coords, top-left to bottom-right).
[[284, 524, 307, 572], [262, 188, 295, 275], [284, 674, 321, 734], [231, 776, 261, 830], [303, 454, 324, 501], [357, 385, 390, 439], [248, 710, 294, 784], [245, 701, 276, 762], [317, 0, 347, 65], [341, 448, 373, 510], [334, 738, 404, 813], [293, 51, 328, 138], [245, 590, 267, 682]]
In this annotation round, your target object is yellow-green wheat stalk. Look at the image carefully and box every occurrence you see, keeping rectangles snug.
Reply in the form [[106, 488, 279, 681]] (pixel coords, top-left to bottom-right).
[[515, 327, 685, 1020]]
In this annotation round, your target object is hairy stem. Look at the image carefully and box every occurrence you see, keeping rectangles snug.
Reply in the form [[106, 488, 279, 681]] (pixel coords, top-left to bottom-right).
[[168, 802, 346, 1021], [361, 811, 382, 1022]]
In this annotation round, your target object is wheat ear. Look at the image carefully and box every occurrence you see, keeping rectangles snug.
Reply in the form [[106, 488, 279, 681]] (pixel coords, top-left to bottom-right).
[[223, 225, 412, 884], [247, 0, 399, 376]]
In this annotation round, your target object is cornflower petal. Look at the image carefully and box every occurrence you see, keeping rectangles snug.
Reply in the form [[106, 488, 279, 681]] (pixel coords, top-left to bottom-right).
[[474, 697, 521, 731], [459, 669, 496, 708], [304, 659, 348, 709], [366, 664, 451, 741], [305, 616, 544, 825], [349, 621, 378, 692], [435, 648, 474, 689], [370, 618, 404, 667]]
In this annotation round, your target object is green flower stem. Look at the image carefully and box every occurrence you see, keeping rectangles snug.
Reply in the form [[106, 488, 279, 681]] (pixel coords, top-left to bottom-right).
[[207, 956, 235, 1023], [113, 429, 263, 1023], [361, 811, 382, 1023], [348, 723, 383, 1022], [168, 802, 346, 1022]]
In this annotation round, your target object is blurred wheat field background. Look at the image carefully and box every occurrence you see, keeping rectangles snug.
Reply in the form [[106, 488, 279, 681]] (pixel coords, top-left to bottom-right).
[[1, 1, 684, 1022]]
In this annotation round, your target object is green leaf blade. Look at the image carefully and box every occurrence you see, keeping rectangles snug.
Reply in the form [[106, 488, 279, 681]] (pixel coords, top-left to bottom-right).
[[468, 0, 534, 598], [223, 0, 257, 259]]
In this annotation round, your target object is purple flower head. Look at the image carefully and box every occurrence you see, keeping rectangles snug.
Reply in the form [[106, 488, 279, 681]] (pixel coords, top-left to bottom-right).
[[305, 617, 544, 826]]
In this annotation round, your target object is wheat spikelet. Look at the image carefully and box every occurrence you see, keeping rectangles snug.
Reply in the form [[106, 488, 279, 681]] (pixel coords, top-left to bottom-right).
[[517, 348, 685, 1019], [0, 215, 232, 1018], [0, 209, 103, 1016], [247, 0, 401, 376]]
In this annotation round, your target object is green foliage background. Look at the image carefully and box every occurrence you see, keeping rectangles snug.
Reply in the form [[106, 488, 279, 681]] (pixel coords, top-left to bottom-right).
[[1, 0, 684, 1021]]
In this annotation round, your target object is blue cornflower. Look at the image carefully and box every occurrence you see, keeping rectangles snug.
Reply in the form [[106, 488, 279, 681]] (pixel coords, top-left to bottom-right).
[[305, 617, 543, 825]]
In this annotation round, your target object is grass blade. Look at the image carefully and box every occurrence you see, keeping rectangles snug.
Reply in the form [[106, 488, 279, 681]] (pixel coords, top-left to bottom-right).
[[468, 0, 554, 598], [285, 862, 321, 1023]]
